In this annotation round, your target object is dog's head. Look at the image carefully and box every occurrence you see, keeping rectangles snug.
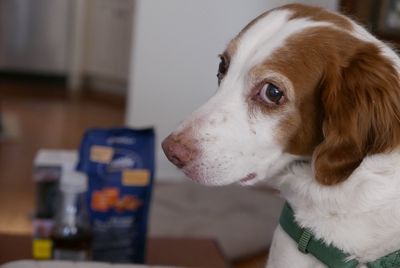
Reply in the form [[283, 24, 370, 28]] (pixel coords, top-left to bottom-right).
[[162, 4, 400, 186]]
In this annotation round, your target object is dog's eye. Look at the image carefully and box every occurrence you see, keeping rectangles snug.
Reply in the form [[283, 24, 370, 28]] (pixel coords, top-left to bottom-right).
[[259, 83, 284, 105], [217, 55, 229, 85]]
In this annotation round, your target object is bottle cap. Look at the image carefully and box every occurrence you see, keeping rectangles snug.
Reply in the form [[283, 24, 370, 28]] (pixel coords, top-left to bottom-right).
[[60, 170, 88, 193]]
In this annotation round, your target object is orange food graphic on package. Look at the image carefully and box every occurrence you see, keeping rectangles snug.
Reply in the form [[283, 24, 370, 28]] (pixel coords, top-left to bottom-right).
[[114, 199, 125, 213], [91, 191, 109, 212], [122, 195, 142, 211], [102, 187, 119, 206], [91, 188, 142, 213]]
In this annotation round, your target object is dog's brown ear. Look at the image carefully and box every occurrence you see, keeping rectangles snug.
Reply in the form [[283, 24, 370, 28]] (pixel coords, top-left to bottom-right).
[[313, 44, 400, 185]]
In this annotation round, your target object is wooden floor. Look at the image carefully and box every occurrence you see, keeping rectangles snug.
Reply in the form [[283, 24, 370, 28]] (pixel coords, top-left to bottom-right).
[[0, 79, 125, 234], [234, 253, 268, 268]]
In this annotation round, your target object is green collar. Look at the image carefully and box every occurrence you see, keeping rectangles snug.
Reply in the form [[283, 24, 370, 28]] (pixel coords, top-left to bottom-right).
[[279, 202, 400, 268]]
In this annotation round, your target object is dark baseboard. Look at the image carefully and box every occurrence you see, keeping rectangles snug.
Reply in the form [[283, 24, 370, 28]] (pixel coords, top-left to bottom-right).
[[0, 71, 67, 85]]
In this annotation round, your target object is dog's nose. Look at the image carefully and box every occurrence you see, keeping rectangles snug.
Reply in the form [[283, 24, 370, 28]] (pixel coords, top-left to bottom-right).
[[162, 133, 196, 168]]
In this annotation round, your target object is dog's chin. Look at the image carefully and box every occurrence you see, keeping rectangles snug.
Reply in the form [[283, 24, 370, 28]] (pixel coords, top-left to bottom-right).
[[181, 163, 262, 186], [181, 164, 233, 186], [183, 169, 232, 186]]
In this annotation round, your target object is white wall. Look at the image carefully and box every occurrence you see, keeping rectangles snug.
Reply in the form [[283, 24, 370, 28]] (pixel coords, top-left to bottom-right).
[[126, 0, 338, 181]]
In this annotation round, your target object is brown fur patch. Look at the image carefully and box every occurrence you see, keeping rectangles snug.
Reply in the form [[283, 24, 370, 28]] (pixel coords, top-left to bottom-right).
[[224, 4, 353, 69], [224, 4, 400, 185], [250, 26, 400, 185], [234, 4, 352, 51], [283, 3, 353, 30], [314, 43, 400, 185]]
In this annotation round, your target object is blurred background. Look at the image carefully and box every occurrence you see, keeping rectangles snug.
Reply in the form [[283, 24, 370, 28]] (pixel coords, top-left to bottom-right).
[[0, 0, 398, 267]]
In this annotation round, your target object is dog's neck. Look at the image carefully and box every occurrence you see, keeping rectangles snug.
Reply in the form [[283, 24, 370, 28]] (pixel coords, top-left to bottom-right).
[[274, 150, 400, 263]]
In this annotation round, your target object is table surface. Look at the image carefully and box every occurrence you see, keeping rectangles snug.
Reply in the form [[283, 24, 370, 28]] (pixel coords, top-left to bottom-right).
[[0, 233, 229, 268]]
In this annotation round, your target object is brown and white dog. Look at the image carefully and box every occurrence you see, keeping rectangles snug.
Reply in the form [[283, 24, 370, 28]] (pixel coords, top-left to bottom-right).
[[162, 4, 400, 267]]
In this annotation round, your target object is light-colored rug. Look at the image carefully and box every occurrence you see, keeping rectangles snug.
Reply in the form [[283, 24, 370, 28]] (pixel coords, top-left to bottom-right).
[[149, 182, 284, 260]]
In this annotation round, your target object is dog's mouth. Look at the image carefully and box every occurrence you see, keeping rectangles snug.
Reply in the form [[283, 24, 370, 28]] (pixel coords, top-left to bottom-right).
[[239, 173, 258, 185]]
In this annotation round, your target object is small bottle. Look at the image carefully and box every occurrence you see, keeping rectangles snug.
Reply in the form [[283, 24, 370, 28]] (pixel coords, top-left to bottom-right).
[[51, 170, 91, 261]]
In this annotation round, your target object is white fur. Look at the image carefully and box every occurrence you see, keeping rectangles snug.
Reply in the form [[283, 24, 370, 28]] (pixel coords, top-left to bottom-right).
[[170, 6, 400, 268]]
